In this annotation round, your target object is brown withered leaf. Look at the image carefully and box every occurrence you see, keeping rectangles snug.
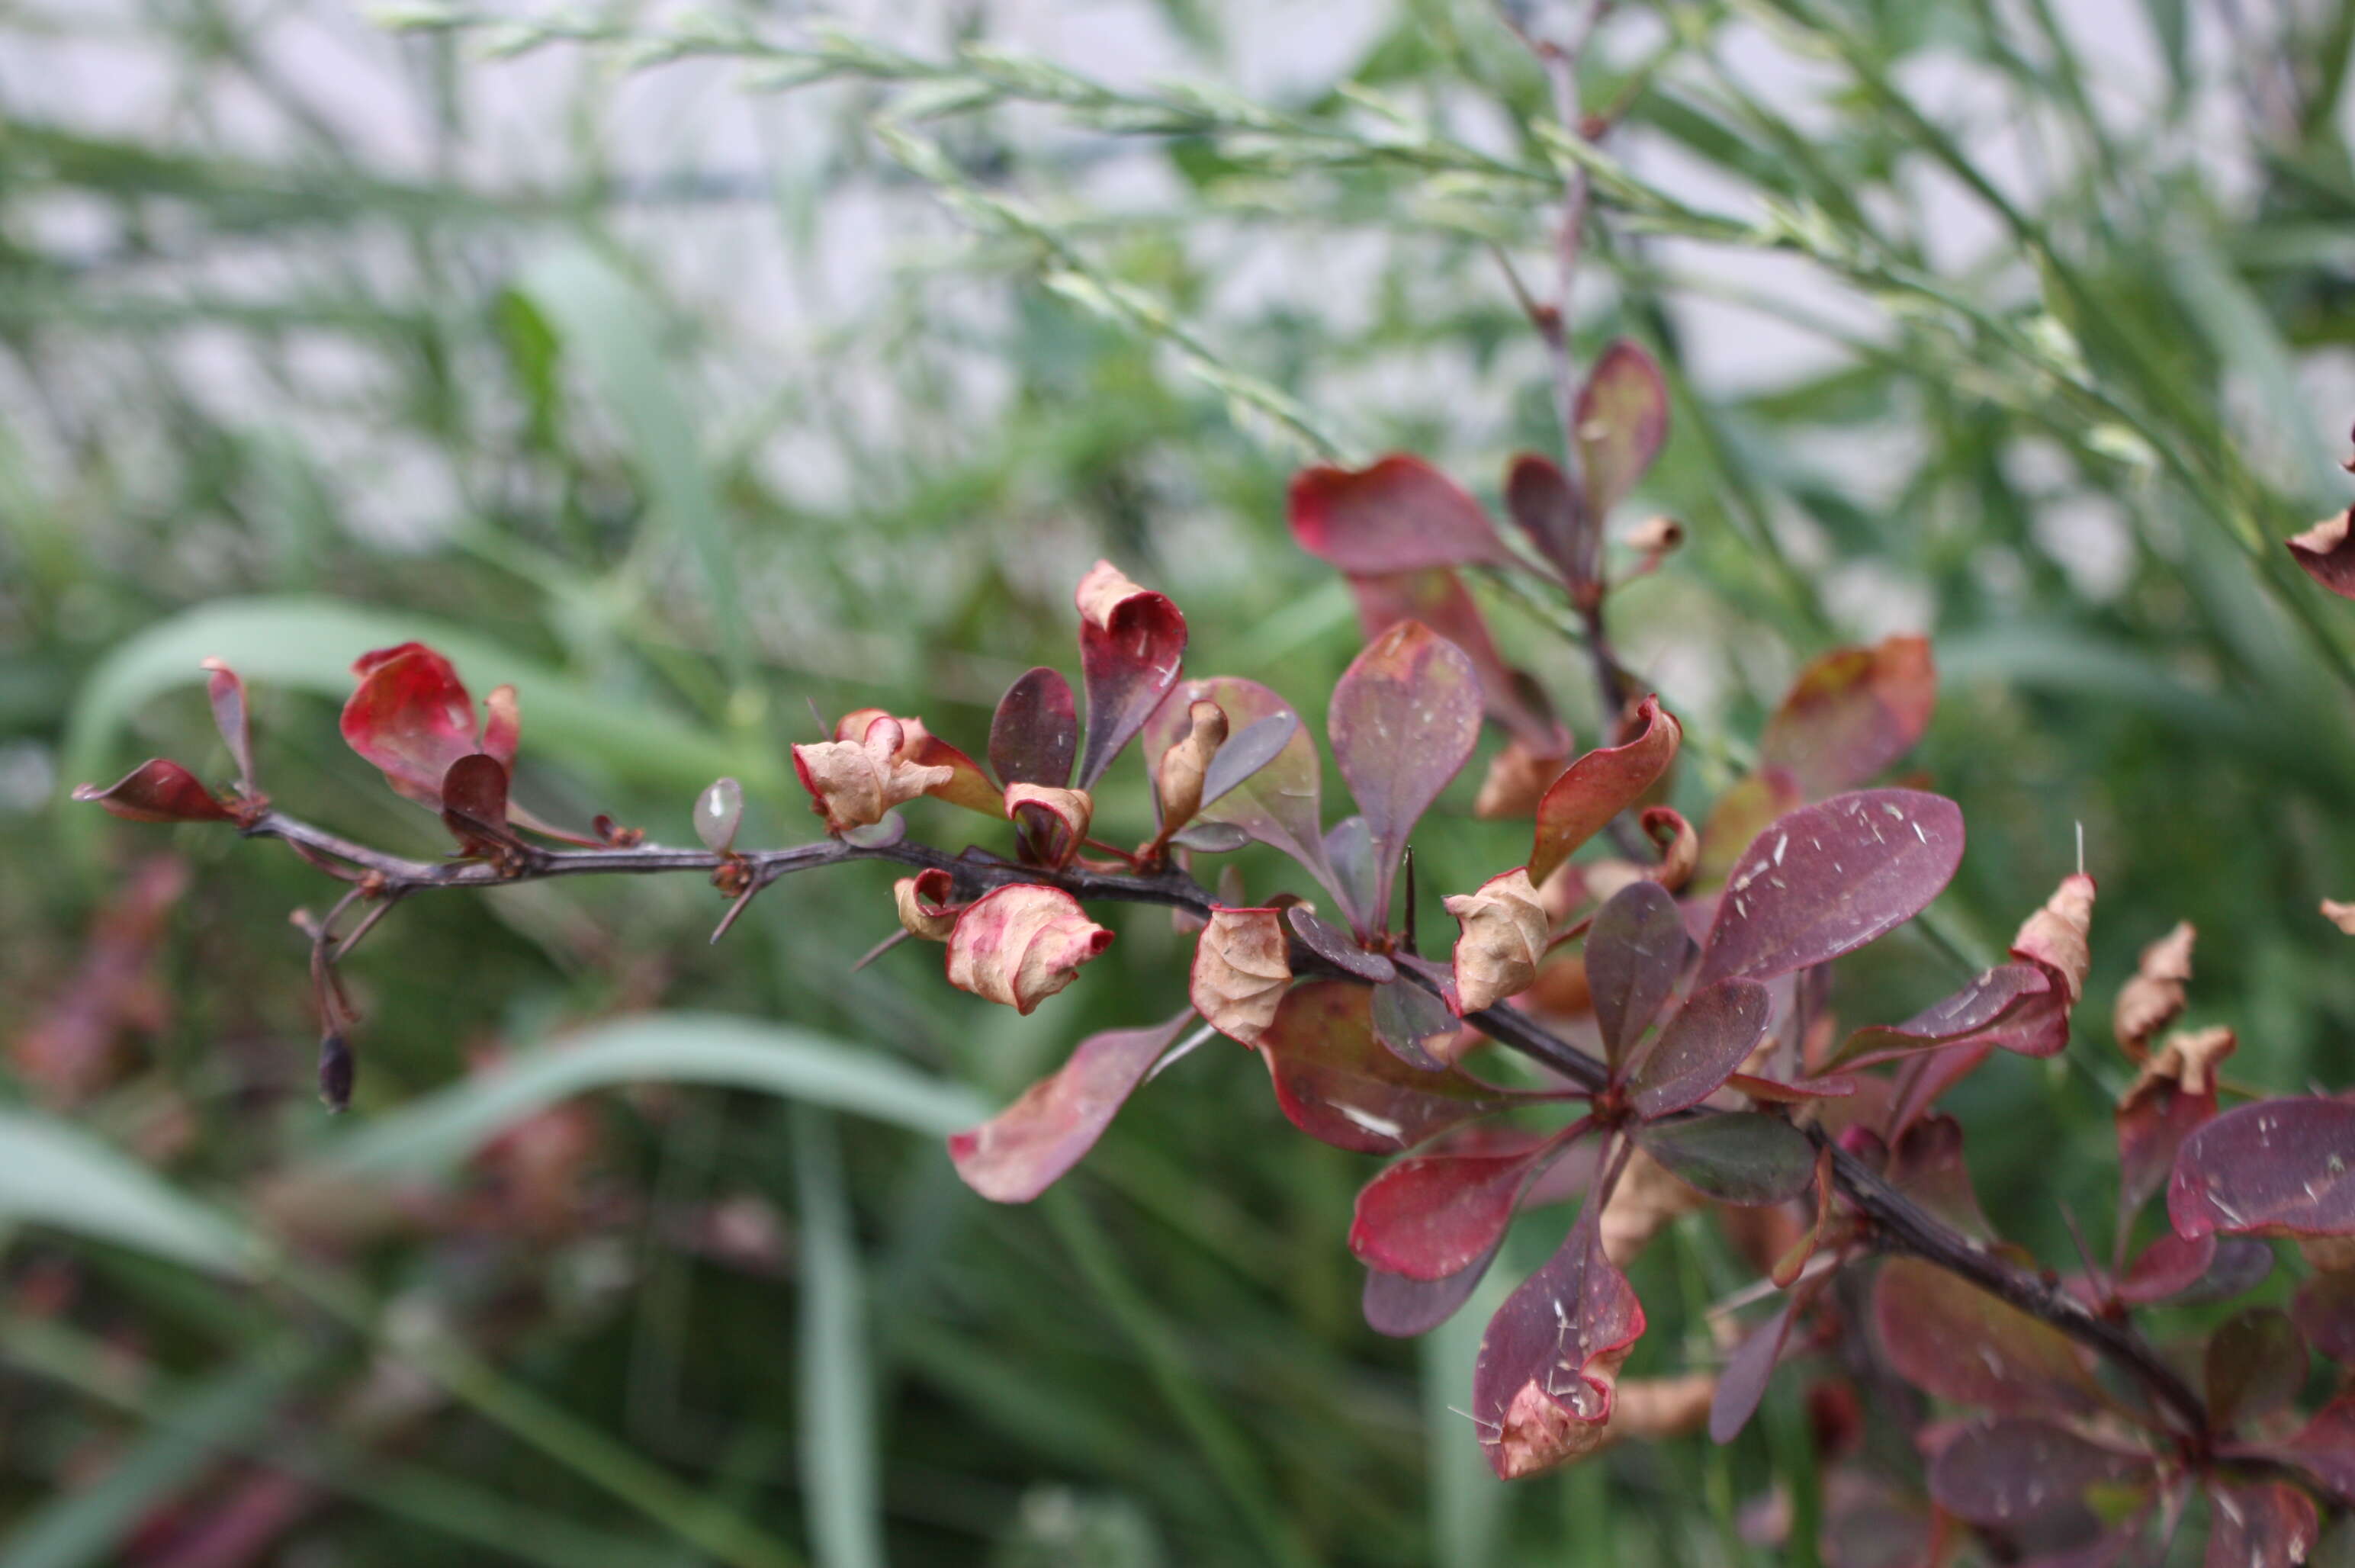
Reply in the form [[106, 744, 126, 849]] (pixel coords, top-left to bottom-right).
[[1474, 736, 1568, 820], [1004, 782, 1093, 867], [1155, 699, 1228, 831], [1600, 1147, 1705, 1267], [2129, 1025, 2237, 1100], [2113, 921, 2194, 1056], [944, 885, 1113, 1014], [2289, 509, 2355, 599], [2324, 899, 2355, 935], [2011, 872, 2095, 1003], [1190, 907, 1290, 1046], [1444, 869, 1549, 1014], [894, 871, 960, 942], [792, 715, 955, 834]]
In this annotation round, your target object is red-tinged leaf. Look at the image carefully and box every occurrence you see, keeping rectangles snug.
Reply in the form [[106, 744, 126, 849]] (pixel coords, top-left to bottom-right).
[[1528, 696, 1682, 885], [1347, 568, 1562, 747], [2170, 1239, 2276, 1308], [1634, 1113, 1814, 1204], [1695, 789, 1965, 988], [1258, 982, 1515, 1155], [1585, 880, 1691, 1070], [1504, 451, 1589, 583], [1627, 978, 1772, 1119], [1073, 561, 1187, 789], [943, 885, 1114, 1015], [1145, 677, 1325, 879], [1695, 769, 1805, 886], [2205, 1308, 2308, 1431], [1759, 636, 1937, 800], [2118, 1077, 2217, 1223], [2289, 509, 2355, 599], [2116, 1228, 2215, 1305], [2205, 1481, 2318, 1568], [2169, 1097, 2355, 1239], [2295, 1269, 2355, 1364], [341, 642, 502, 807], [948, 1012, 1190, 1202], [201, 657, 254, 795], [1574, 340, 1669, 523], [1329, 621, 1482, 918], [1885, 1039, 1996, 1139], [72, 759, 235, 824], [1829, 962, 2064, 1070], [1886, 1116, 1994, 1238], [1364, 1245, 1499, 1337], [1472, 1223, 1646, 1479], [1709, 1296, 1799, 1444], [1370, 978, 1457, 1071], [1285, 905, 1397, 983], [438, 753, 512, 852], [904, 731, 1001, 816], [1926, 1418, 2156, 1527], [1349, 1134, 1570, 1280], [1288, 453, 1510, 574], [1872, 1255, 2104, 1419], [989, 667, 1078, 789]]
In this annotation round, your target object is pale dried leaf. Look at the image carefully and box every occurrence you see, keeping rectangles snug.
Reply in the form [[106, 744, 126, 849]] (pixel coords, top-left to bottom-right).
[[1190, 907, 1291, 1046], [1445, 869, 1549, 1014]]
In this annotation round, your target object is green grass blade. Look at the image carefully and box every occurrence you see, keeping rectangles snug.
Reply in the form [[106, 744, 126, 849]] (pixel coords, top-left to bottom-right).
[[0, 1110, 259, 1277], [791, 1107, 885, 1568]]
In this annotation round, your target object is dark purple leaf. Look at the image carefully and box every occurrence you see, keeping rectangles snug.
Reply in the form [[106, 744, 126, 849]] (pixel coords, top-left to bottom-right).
[[1472, 1222, 1646, 1478], [946, 1012, 1190, 1202], [1322, 815, 1379, 929], [1885, 1116, 1994, 1238], [990, 667, 1078, 789], [1695, 790, 1965, 988], [2117, 1078, 2216, 1223], [1528, 696, 1680, 885], [1199, 712, 1299, 810], [72, 759, 236, 824], [1285, 905, 1396, 983], [1258, 982, 1512, 1154], [1364, 1244, 1499, 1337], [2115, 1229, 2215, 1306], [1829, 962, 2064, 1070], [1634, 1113, 1814, 1204], [1585, 880, 1691, 1071], [1144, 677, 1326, 879], [1348, 569, 1562, 748], [1074, 563, 1187, 789], [1504, 451, 1589, 583], [2170, 1097, 2355, 1240], [2289, 509, 2355, 601], [2294, 1269, 2355, 1364], [1627, 978, 1772, 1119], [1872, 1256, 2104, 1419], [1349, 1133, 1568, 1280], [1927, 1418, 2155, 1527], [1574, 340, 1669, 522], [439, 753, 512, 851], [1287, 453, 1510, 573], [1370, 978, 1457, 1071], [2205, 1481, 2318, 1568], [1328, 621, 1482, 921], [2205, 1308, 2308, 1431], [2168, 1239, 2276, 1308], [1759, 636, 1937, 800], [1708, 1296, 1798, 1444]]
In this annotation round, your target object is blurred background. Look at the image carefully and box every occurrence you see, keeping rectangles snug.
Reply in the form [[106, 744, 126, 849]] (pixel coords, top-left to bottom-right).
[[5, 0, 2355, 1562]]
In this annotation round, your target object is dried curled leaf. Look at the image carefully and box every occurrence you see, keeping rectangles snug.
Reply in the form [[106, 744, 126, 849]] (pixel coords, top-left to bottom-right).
[[1474, 736, 1569, 820], [1473, 1223, 1646, 1479], [2114, 921, 2194, 1056], [894, 870, 961, 942], [2131, 1025, 2237, 1100], [1155, 699, 1228, 831], [1444, 869, 1548, 1014], [2289, 509, 2355, 599], [1190, 907, 1290, 1046], [944, 885, 1113, 1015], [793, 715, 955, 835], [1004, 782, 1093, 867], [834, 707, 1000, 815], [2011, 872, 2095, 1004]]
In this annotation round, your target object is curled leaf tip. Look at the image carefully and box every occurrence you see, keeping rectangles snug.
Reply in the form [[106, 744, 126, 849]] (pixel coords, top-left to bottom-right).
[[945, 885, 1113, 1014], [1190, 906, 1290, 1046], [1444, 869, 1547, 1014]]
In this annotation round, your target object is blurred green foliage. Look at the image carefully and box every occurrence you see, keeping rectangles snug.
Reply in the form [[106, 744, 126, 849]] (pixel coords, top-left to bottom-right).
[[3, 0, 2355, 1562]]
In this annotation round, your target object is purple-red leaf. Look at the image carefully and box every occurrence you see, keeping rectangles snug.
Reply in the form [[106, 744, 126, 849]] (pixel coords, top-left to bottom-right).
[[1074, 561, 1187, 789], [946, 1012, 1190, 1202], [439, 753, 513, 853], [1504, 451, 1589, 583], [1695, 789, 1965, 988], [1759, 636, 1937, 800], [72, 759, 236, 824], [1288, 454, 1511, 574], [1634, 1113, 1814, 1204], [1329, 621, 1482, 920], [2244, 1392, 2355, 1495], [2205, 1308, 2308, 1431], [1927, 1418, 2155, 1527], [1885, 1116, 1994, 1238], [2204, 1481, 2318, 1568], [1144, 677, 1325, 879], [2117, 1077, 2217, 1224], [201, 657, 255, 795], [1527, 696, 1680, 885], [1872, 1255, 2104, 1419], [1585, 880, 1691, 1071], [1574, 341, 1669, 522], [2294, 1269, 2355, 1364], [1285, 905, 1396, 983], [1472, 1222, 1646, 1479], [1348, 569, 1562, 750], [1828, 962, 2064, 1070], [1348, 1132, 1567, 1280], [1626, 978, 1772, 1119], [2169, 1097, 2355, 1240], [2115, 1229, 2215, 1306], [342, 642, 516, 808], [1364, 1245, 1499, 1338], [1370, 978, 1457, 1070], [2289, 509, 2355, 600], [1708, 1296, 1798, 1444], [1258, 982, 1514, 1155], [990, 666, 1078, 789], [2170, 1239, 2276, 1308]]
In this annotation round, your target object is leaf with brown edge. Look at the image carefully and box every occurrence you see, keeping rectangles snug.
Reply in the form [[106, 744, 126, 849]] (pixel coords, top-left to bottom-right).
[[1145, 677, 1326, 881], [1574, 340, 1669, 524], [837, 708, 1000, 817], [2294, 1270, 2355, 1364], [1709, 1296, 1799, 1444], [1759, 635, 1936, 800], [990, 667, 1078, 789], [1826, 962, 2064, 1070], [2204, 1481, 2318, 1568], [1695, 789, 1965, 988], [1528, 696, 1681, 885], [438, 753, 514, 854], [341, 642, 512, 808], [943, 885, 1113, 1015], [1634, 1113, 1814, 1205], [1584, 880, 1691, 1073], [2170, 1097, 2355, 1239], [1287, 453, 1510, 574], [1348, 1131, 1570, 1280], [1347, 568, 1563, 747], [1872, 1256, 2105, 1419], [1073, 561, 1187, 789], [948, 1011, 1191, 1203], [72, 759, 236, 824], [1475, 734, 1571, 820], [1189, 907, 1290, 1046], [1504, 451, 1589, 584], [1626, 978, 1772, 1120], [2289, 509, 2355, 599], [1257, 981, 1518, 1155], [1472, 1221, 1646, 1479], [201, 657, 255, 795], [1330, 621, 1483, 921], [1927, 1418, 2156, 1528], [2205, 1308, 2307, 1431]]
